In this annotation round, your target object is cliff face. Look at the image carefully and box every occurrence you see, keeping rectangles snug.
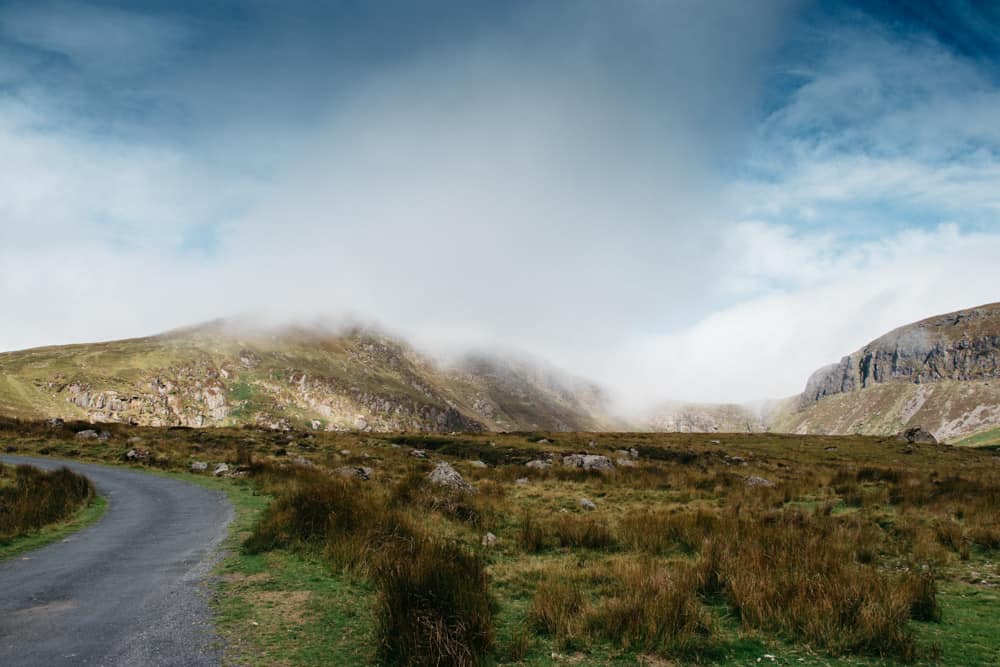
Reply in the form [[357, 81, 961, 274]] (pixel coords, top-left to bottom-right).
[[781, 303, 1000, 441], [646, 402, 768, 434], [0, 323, 614, 433]]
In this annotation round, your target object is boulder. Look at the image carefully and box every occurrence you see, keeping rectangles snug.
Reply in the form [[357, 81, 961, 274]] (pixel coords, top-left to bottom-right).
[[562, 454, 614, 472], [470, 460, 488, 468], [124, 448, 149, 462], [515, 477, 529, 485], [897, 427, 937, 445], [525, 459, 551, 469], [339, 449, 351, 456], [481, 532, 498, 548], [75, 429, 99, 440], [410, 449, 427, 459], [578, 497, 597, 511], [745, 475, 775, 488], [190, 461, 208, 472], [428, 462, 475, 494], [213, 463, 230, 477], [336, 466, 374, 481]]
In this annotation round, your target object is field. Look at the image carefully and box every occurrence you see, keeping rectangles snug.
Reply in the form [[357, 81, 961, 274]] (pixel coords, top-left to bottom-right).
[[1, 419, 998, 665]]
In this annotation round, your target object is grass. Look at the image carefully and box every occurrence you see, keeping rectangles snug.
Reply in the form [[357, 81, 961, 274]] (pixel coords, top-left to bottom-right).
[[0, 493, 106, 561], [2, 423, 999, 665], [0, 462, 98, 543]]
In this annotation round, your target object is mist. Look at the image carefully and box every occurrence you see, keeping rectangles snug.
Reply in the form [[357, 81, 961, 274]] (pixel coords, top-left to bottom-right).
[[2, 1, 1000, 413]]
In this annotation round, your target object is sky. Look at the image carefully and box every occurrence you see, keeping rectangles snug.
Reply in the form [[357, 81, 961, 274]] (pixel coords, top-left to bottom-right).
[[1, 0, 999, 410]]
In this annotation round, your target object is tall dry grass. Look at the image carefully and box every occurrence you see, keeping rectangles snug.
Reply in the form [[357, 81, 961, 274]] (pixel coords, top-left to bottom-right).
[[0, 463, 95, 541]]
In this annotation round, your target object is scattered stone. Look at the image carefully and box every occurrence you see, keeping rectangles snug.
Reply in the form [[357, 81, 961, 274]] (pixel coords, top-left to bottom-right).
[[98, 431, 111, 441], [614, 449, 630, 458], [336, 466, 374, 481], [46, 418, 65, 428], [190, 461, 208, 472], [897, 427, 937, 445], [825, 446, 837, 452], [746, 475, 775, 488], [709, 439, 721, 445], [526, 459, 551, 469], [481, 532, 498, 548], [578, 498, 597, 511], [339, 449, 351, 456], [123, 448, 149, 462], [293, 456, 312, 467], [309, 420, 322, 430], [628, 448, 639, 458], [724, 455, 747, 466], [615, 457, 637, 467], [390, 443, 401, 448], [213, 463, 230, 477], [75, 429, 99, 440], [410, 449, 427, 459], [537, 438, 550, 444], [515, 477, 529, 485], [470, 460, 488, 468], [562, 454, 614, 472], [428, 462, 475, 494]]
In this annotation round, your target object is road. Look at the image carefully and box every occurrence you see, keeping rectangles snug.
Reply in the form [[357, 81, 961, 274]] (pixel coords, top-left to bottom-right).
[[0, 456, 233, 666]]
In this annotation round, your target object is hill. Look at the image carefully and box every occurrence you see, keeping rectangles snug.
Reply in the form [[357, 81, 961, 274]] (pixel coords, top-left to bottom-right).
[[0, 321, 616, 432], [772, 302, 1000, 441]]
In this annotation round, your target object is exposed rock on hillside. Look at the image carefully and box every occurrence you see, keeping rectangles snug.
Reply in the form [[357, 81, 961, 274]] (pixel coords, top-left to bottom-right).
[[777, 302, 1000, 442], [0, 321, 615, 433]]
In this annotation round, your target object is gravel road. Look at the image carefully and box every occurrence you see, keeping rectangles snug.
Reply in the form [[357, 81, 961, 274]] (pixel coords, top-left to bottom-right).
[[0, 456, 233, 666]]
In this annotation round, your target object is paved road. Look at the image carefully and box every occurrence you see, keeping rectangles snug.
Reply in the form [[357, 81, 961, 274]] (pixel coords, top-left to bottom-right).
[[0, 456, 233, 666]]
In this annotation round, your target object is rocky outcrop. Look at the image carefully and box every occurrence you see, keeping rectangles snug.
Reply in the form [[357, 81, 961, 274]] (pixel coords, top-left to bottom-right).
[[779, 303, 1000, 442], [800, 304, 1000, 408]]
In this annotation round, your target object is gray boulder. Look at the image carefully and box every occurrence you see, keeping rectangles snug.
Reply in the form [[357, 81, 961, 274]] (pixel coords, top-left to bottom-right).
[[213, 463, 230, 477], [336, 466, 374, 481], [190, 461, 208, 472], [428, 462, 475, 494], [75, 429, 99, 440], [897, 427, 937, 445], [562, 454, 614, 472], [578, 497, 597, 511], [746, 475, 775, 488], [481, 532, 498, 548], [525, 459, 551, 469]]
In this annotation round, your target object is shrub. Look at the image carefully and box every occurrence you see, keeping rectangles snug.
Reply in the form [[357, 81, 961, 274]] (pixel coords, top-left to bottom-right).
[[375, 538, 494, 667], [0, 464, 95, 541], [591, 560, 712, 653], [551, 515, 616, 550]]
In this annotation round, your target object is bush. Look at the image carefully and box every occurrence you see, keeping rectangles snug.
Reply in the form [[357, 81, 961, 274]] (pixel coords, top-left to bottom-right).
[[0, 464, 95, 541], [375, 538, 494, 667]]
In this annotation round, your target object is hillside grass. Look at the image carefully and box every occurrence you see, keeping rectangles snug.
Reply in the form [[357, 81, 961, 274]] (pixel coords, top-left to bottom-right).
[[2, 421, 999, 665]]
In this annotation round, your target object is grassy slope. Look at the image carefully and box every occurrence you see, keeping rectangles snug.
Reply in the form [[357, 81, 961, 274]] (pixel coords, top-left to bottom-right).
[[770, 380, 1000, 442], [0, 327, 611, 431]]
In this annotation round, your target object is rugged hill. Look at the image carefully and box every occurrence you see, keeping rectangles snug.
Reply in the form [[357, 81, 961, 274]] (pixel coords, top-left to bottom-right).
[[644, 402, 769, 433], [0, 322, 616, 432], [772, 302, 1000, 441]]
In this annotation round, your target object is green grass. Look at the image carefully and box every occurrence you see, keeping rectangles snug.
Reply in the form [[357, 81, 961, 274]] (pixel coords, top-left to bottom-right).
[[0, 493, 107, 562], [954, 427, 1000, 448]]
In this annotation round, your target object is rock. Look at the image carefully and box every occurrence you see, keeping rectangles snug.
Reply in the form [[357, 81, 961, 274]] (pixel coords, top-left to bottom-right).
[[562, 454, 614, 472], [725, 455, 747, 465], [410, 449, 427, 459], [98, 430, 112, 441], [127, 436, 144, 445], [709, 439, 721, 445], [629, 448, 639, 458], [615, 457, 637, 467], [470, 460, 488, 468], [481, 532, 498, 548], [124, 448, 149, 462], [309, 420, 322, 430], [746, 475, 775, 488], [537, 438, 550, 444], [578, 497, 597, 511], [75, 429, 99, 440], [336, 466, 374, 481], [190, 461, 208, 472], [46, 418, 65, 428], [614, 449, 630, 458], [897, 427, 937, 445], [213, 463, 230, 477], [515, 477, 529, 485], [340, 449, 351, 456], [428, 462, 475, 494], [526, 459, 551, 469], [293, 456, 312, 467]]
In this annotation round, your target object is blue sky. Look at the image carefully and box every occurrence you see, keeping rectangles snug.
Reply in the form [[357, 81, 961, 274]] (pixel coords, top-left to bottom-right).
[[1, 1, 999, 407]]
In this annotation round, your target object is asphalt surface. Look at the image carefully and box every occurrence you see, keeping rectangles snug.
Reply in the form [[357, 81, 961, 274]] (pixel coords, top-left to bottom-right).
[[0, 456, 233, 666]]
